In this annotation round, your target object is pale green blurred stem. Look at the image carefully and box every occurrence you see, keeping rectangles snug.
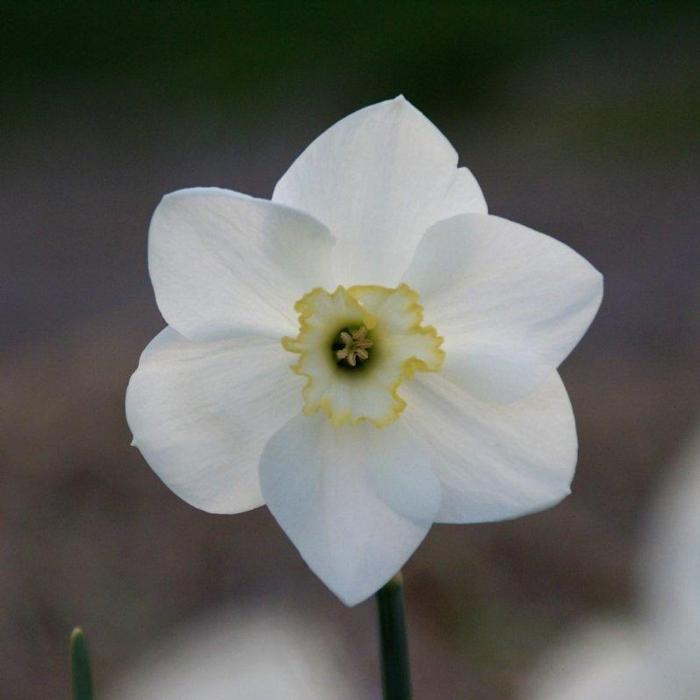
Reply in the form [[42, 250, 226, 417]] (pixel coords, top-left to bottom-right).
[[376, 571, 412, 700], [70, 627, 94, 700]]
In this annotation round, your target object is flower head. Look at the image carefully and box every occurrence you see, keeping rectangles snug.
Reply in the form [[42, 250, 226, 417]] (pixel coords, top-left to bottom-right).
[[126, 97, 603, 605], [105, 603, 361, 700], [521, 425, 700, 700]]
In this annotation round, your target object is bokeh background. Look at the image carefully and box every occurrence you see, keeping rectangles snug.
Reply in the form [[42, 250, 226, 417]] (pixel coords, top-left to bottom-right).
[[3, 2, 700, 698]]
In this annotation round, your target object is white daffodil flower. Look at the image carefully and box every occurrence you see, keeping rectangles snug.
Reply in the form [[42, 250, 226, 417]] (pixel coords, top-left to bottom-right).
[[105, 604, 363, 700], [126, 96, 603, 605], [521, 427, 700, 700]]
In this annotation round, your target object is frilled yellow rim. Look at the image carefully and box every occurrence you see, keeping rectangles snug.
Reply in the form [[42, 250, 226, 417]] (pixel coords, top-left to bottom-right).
[[282, 283, 444, 428]]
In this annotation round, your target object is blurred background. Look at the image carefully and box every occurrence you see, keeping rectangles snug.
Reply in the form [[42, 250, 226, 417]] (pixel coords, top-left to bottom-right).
[[2, 2, 700, 698]]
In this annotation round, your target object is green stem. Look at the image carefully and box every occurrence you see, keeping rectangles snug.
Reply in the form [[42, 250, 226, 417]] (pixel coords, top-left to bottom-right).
[[376, 572, 412, 700], [70, 627, 94, 700]]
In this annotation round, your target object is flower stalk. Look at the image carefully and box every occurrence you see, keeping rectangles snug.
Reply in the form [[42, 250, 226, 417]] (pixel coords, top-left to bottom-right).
[[70, 627, 94, 700], [376, 572, 411, 700]]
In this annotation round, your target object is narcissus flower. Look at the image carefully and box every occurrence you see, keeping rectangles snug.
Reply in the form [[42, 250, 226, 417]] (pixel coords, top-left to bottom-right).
[[126, 97, 603, 605], [106, 603, 361, 700], [521, 426, 700, 700]]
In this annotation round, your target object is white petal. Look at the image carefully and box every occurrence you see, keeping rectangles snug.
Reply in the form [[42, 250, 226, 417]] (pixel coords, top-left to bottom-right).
[[441, 166, 488, 219], [404, 213, 603, 403], [259, 413, 441, 605], [126, 327, 301, 514], [149, 188, 335, 341], [401, 371, 577, 523], [272, 96, 486, 287]]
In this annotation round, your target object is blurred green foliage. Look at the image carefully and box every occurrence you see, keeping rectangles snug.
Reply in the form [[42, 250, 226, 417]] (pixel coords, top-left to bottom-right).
[[3, 0, 698, 121]]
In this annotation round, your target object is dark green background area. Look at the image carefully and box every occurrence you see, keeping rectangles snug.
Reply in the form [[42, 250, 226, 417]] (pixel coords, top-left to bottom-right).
[[4, 1, 699, 120]]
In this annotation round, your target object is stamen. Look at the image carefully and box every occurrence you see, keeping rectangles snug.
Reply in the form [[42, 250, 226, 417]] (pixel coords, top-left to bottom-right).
[[336, 326, 373, 367]]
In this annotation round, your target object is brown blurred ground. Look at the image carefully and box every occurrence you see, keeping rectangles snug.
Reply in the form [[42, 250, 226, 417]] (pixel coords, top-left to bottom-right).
[[2, 20, 700, 700]]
